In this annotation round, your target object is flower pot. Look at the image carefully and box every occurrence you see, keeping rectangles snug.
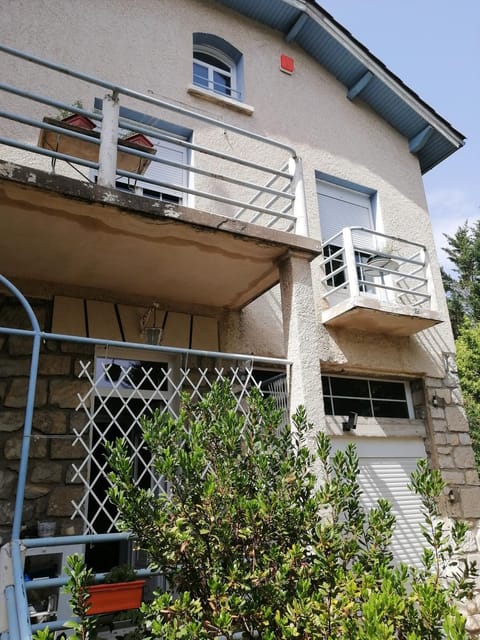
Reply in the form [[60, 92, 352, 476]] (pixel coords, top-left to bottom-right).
[[86, 580, 145, 615]]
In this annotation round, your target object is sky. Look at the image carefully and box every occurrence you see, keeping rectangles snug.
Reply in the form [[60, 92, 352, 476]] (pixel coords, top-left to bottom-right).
[[318, 0, 479, 270]]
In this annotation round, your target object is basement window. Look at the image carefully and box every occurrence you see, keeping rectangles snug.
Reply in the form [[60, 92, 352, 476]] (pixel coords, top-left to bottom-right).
[[322, 375, 412, 419]]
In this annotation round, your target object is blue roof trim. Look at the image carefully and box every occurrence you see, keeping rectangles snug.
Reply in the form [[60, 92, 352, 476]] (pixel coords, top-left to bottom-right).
[[215, 0, 465, 174]]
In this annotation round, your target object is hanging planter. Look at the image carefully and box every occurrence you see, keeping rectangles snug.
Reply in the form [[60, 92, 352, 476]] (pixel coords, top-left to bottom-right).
[[86, 579, 145, 615]]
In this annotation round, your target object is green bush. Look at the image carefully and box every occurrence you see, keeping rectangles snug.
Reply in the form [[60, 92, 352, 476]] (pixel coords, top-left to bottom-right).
[[106, 382, 476, 639]]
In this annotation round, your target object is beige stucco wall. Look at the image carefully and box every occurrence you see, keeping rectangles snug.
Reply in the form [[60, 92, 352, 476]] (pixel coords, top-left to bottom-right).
[[0, 0, 455, 370]]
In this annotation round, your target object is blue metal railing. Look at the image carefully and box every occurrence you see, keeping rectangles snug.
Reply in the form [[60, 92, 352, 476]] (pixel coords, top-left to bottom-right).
[[0, 274, 290, 640]]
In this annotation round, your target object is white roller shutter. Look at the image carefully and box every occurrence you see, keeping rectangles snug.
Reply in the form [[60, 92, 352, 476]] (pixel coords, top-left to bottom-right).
[[332, 438, 426, 567], [317, 180, 376, 254], [135, 138, 187, 198], [359, 456, 425, 567]]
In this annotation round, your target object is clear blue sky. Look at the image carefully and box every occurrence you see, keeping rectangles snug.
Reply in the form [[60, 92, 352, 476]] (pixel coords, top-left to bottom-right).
[[318, 0, 479, 269]]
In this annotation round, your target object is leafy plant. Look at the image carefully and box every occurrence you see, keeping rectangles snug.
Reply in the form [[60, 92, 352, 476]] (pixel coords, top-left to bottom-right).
[[63, 553, 98, 640], [104, 564, 138, 584], [32, 628, 55, 640], [55, 99, 85, 121], [105, 382, 475, 639]]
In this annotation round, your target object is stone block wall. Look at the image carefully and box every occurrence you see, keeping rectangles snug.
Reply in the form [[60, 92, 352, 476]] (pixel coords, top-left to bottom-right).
[[0, 294, 92, 543], [422, 353, 480, 637]]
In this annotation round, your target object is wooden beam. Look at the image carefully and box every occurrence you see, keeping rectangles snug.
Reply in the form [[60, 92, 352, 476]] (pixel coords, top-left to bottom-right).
[[285, 13, 308, 43], [409, 125, 434, 154], [347, 71, 374, 101]]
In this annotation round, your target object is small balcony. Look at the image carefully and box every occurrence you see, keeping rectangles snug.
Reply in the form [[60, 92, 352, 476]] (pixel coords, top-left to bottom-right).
[[319, 227, 442, 336]]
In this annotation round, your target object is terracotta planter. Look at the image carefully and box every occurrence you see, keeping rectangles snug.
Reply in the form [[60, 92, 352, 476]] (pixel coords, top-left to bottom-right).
[[121, 133, 154, 149], [87, 580, 145, 615], [60, 114, 96, 130]]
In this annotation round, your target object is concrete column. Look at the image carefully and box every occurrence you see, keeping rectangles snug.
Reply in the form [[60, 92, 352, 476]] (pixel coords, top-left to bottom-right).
[[98, 91, 120, 188], [279, 251, 325, 429]]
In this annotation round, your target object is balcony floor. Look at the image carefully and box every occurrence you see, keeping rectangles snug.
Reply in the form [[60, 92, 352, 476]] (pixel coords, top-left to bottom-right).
[[321, 295, 442, 336], [0, 161, 321, 310]]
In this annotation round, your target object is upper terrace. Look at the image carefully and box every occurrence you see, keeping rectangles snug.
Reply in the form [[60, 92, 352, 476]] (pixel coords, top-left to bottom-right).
[[0, 44, 320, 310]]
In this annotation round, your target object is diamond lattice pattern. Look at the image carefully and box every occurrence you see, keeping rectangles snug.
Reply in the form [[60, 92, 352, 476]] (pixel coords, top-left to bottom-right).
[[71, 356, 287, 534]]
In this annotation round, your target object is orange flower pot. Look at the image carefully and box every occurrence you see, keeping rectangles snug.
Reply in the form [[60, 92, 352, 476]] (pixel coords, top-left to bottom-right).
[[86, 580, 145, 615]]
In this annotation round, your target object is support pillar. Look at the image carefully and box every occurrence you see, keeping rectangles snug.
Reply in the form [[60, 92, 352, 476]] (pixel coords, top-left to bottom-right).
[[279, 252, 325, 429]]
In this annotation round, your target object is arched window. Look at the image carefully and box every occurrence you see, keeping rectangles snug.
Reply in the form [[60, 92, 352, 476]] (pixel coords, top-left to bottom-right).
[[193, 33, 244, 101]]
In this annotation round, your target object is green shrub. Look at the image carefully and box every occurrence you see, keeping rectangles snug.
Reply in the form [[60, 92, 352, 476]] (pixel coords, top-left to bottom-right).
[[106, 382, 476, 639]]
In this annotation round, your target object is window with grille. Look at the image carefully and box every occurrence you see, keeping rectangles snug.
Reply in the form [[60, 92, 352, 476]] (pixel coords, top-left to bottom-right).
[[322, 375, 412, 419]]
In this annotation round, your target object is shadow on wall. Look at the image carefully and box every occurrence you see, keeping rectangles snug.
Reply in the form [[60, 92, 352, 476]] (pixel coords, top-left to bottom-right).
[[320, 325, 441, 377], [239, 286, 285, 357]]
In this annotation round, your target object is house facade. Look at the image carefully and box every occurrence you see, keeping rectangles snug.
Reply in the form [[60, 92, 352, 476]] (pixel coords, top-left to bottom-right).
[[1, 0, 480, 637]]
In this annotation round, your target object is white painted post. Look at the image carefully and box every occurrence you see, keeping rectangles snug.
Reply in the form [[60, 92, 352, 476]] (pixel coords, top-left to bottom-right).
[[343, 227, 360, 298], [289, 156, 309, 237], [98, 91, 120, 188], [423, 247, 436, 311]]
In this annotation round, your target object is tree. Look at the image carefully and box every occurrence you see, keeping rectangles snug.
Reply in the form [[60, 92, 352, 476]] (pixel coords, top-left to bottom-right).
[[441, 220, 480, 337], [441, 220, 480, 469], [456, 320, 480, 469], [105, 383, 474, 639]]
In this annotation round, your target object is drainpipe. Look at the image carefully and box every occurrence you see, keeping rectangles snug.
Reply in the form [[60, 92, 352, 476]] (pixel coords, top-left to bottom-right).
[[0, 275, 42, 640]]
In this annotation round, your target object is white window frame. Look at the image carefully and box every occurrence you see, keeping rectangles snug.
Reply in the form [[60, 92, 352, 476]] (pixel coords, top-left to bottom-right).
[[322, 374, 415, 419]]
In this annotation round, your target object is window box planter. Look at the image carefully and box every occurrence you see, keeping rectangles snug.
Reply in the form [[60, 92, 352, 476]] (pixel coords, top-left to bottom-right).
[[86, 579, 145, 615], [38, 118, 155, 175], [60, 113, 96, 130], [121, 133, 155, 150]]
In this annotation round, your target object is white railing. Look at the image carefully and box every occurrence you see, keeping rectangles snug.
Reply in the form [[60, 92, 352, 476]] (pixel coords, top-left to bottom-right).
[[319, 227, 434, 310], [0, 44, 307, 234]]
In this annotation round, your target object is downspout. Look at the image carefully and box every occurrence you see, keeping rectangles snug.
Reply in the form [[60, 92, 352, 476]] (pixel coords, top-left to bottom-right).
[[0, 275, 42, 640]]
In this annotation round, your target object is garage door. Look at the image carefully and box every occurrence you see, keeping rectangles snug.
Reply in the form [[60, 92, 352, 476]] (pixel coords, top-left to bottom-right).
[[332, 438, 426, 567]]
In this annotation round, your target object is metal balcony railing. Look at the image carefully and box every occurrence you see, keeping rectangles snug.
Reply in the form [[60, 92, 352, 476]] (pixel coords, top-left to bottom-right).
[[319, 227, 434, 310], [0, 44, 308, 234]]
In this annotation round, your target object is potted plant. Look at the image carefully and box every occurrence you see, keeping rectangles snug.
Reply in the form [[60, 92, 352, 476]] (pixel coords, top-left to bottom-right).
[[86, 564, 145, 615]]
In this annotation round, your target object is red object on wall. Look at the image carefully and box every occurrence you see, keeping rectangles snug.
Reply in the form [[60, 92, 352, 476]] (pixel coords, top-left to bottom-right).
[[280, 54, 295, 74]]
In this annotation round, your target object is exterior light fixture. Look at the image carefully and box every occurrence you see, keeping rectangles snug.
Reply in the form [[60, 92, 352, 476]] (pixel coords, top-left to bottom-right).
[[342, 411, 358, 432], [140, 303, 163, 345], [432, 393, 445, 409]]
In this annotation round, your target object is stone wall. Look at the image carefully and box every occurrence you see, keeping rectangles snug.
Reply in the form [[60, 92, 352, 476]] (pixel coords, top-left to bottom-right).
[[422, 354, 480, 637], [0, 294, 92, 543]]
